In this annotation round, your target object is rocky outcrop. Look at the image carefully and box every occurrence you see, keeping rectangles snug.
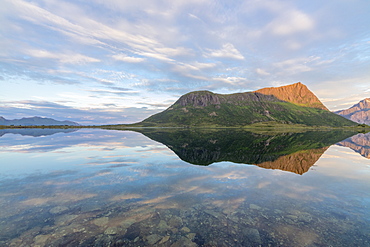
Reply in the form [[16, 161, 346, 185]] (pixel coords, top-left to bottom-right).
[[255, 82, 328, 110], [177, 91, 221, 107], [335, 98, 370, 124], [175, 91, 282, 108]]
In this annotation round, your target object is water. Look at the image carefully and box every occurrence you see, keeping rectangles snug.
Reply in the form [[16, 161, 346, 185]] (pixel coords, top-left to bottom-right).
[[0, 128, 369, 246]]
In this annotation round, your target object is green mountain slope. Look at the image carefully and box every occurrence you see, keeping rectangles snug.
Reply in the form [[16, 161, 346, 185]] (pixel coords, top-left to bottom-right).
[[139, 83, 356, 127]]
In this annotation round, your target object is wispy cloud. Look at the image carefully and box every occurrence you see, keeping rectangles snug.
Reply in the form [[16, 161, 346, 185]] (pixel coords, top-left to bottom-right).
[[112, 54, 145, 63], [206, 43, 245, 60], [267, 10, 315, 36], [1, 0, 369, 122], [87, 88, 139, 96], [273, 57, 315, 75], [255, 68, 270, 76], [27, 49, 100, 64]]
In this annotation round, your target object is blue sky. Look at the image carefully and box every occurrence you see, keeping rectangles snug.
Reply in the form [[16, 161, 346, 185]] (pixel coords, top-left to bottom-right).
[[1, 0, 369, 124]]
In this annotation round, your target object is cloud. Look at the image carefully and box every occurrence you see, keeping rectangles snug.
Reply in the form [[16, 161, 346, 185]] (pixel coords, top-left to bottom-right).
[[255, 68, 270, 76], [0, 62, 82, 85], [7, 0, 191, 65], [27, 49, 100, 64], [267, 10, 315, 36], [87, 88, 139, 96], [312, 75, 370, 111], [0, 100, 160, 125], [213, 76, 247, 85], [137, 102, 172, 108], [273, 57, 318, 75], [172, 62, 217, 75], [284, 40, 303, 50], [109, 86, 134, 91], [1, 0, 370, 123], [112, 54, 145, 63], [206, 43, 245, 60]]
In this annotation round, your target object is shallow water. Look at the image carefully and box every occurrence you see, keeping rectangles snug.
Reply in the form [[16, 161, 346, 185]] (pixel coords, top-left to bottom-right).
[[0, 129, 369, 246]]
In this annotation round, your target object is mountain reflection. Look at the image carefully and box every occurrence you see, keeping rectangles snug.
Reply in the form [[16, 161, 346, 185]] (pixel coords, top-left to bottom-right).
[[337, 132, 370, 159], [0, 128, 77, 137], [132, 129, 356, 175]]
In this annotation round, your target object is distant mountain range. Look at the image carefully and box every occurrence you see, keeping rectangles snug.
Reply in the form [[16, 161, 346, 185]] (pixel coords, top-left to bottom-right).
[[136, 82, 356, 127], [335, 98, 370, 125], [0, 116, 79, 126]]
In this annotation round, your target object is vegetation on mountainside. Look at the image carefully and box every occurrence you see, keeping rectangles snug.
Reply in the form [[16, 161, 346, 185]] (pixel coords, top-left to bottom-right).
[[139, 98, 357, 127]]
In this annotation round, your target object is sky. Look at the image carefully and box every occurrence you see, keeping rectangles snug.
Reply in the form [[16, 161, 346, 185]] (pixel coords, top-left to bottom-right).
[[1, 0, 370, 125]]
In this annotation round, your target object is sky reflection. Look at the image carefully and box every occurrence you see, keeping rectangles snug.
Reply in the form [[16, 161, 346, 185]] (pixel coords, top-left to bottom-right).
[[0, 129, 370, 246]]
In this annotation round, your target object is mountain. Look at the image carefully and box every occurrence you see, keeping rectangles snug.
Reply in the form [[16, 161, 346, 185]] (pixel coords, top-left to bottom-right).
[[0, 128, 77, 137], [337, 132, 370, 159], [0, 116, 79, 126], [138, 82, 356, 127], [335, 98, 370, 125], [131, 129, 356, 174]]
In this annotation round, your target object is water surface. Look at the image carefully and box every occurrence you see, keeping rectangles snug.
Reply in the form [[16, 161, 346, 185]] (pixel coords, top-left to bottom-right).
[[0, 128, 369, 246]]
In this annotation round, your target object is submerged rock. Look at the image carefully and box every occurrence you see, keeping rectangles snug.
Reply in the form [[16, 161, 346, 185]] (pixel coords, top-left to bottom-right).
[[157, 219, 170, 232], [93, 217, 109, 227], [181, 226, 191, 233], [55, 214, 78, 225], [33, 234, 50, 246], [170, 236, 197, 247], [186, 233, 196, 241], [119, 218, 136, 229], [298, 212, 313, 223], [249, 204, 262, 210], [49, 206, 69, 214], [158, 235, 170, 244], [168, 216, 183, 228], [242, 228, 262, 245], [204, 209, 224, 219], [104, 227, 118, 235], [146, 234, 162, 245]]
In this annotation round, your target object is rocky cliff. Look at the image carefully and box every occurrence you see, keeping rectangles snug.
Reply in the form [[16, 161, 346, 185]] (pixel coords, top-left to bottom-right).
[[175, 90, 282, 108], [335, 98, 370, 125], [255, 82, 328, 110]]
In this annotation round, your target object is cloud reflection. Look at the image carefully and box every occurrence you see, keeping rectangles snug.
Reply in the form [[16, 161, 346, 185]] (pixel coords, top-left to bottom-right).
[[1, 129, 370, 246]]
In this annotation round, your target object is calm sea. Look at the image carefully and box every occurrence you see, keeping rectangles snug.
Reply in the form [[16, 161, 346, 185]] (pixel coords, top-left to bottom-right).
[[0, 128, 369, 246]]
